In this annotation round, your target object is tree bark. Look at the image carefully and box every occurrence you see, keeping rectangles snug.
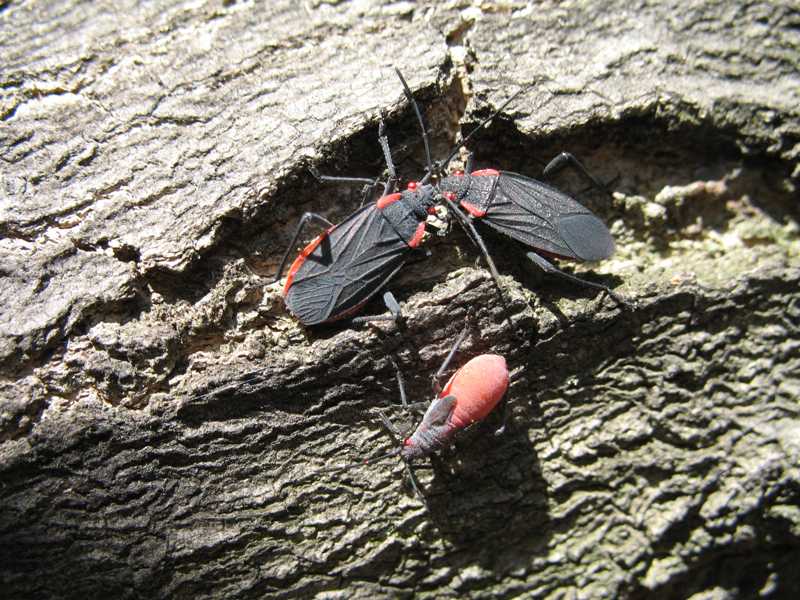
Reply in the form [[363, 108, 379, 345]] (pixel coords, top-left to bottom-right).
[[1, 1, 798, 598]]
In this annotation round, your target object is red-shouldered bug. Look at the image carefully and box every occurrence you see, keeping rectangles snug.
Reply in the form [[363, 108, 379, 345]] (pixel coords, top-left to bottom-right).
[[272, 116, 443, 325], [397, 353, 509, 460], [417, 82, 622, 304], [274, 181, 439, 325], [438, 163, 622, 303]]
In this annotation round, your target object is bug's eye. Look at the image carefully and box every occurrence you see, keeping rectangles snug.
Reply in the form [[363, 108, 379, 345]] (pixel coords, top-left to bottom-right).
[[407, 181, 418, 191], [453, 169, 464, 176], [403, 438, 412, 446]]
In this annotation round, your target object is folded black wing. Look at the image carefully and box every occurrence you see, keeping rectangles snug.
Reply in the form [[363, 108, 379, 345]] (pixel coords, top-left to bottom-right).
[[284, 205, 414, 325], [483, 172, 615, 261]]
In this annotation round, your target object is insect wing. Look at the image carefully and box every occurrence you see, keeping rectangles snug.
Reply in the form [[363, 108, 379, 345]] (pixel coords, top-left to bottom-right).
[[419, 394, 457, 429], [284, 205, 414, 324], [484, 172, 615, 261]]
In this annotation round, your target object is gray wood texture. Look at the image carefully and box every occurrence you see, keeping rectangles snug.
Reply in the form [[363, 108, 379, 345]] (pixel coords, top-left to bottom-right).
[[1, 1, 798, 598]]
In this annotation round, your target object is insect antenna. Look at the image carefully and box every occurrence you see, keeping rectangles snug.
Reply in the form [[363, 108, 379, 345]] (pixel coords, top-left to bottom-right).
[[394, 67, 435, 183], [440, 85, 527, 173], [317, 446, 403, 476], [377, 409, 426, 502], [394, 68, 527, 184]]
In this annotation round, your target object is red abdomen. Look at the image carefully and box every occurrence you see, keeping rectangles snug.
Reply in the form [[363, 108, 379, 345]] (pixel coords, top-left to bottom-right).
[[442, 354, 509, 429]]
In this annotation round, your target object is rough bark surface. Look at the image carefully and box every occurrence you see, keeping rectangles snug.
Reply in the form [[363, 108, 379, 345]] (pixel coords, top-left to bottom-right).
[[1, 1, 799, 598]]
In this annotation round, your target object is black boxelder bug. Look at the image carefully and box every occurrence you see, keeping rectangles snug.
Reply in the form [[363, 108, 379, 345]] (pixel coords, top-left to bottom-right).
[[419, 80, 621, 303], [272, 115, 445, 325], [272, 70, 511, 327], [438, 160, 621, 303], [274, 182, 439, 325]]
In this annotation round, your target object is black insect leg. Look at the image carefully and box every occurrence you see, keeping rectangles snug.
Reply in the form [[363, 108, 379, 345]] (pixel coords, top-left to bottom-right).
[[464, 152, 475, 174], [350, 291, 403, 324], [309, 166, 384, 209], [494, 399, 509, 436], [391, 358, 410, 410], [377, 411, 426, 501], [542, 152, 612, 198], [525, 251, 623, 305], [377, 410, 405, 440], [442, 197, 503, 290], [402, 459, 425, 501], [273, 212, 335, 282], [431, 322, 470, 396], [439, 87, 526, 175], [386, 359, 429, 415], [309, 166, 376, 187], [443, 197, 520, 330]]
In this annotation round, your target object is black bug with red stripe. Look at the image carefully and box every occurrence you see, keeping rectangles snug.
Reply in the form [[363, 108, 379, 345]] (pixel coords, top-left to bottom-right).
[[273, 70, 449, 327], [432, 154, 622, 303], [438, 165, 617, 290], [279, 181, 439, 325]]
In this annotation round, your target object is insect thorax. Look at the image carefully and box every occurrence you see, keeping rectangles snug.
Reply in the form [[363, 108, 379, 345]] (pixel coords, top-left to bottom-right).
[[401, 422, 454, 460], [440, 173, 497, 212], [378, 185, 440, 246]]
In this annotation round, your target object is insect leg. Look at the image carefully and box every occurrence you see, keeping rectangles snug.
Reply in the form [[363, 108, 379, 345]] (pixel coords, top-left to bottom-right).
[[439, 87, 526, 175], [442, 197, 503, 289], [431, 321, 470, 396], [273, 212, 335, 282], [494, 398, 510, 436], [542, 152, 612, 198], [464, 152, 475, 174], [493, 367, 526, 436], [362, 116, 403, 198], [389, 357, 410, 411], [525, 251, 624, 305], [377, 409, 405, 440], [309, 166, 377, 187], [351, 291, 403, 324], [309, 166, 383, 208], [375, 411, 425, 500], [403, 461, 427, 503]]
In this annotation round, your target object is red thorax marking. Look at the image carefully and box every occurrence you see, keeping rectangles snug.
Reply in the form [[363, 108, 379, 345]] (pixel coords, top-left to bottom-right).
[[471, 168, 500, 177], [456, 170, 498, 216]]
